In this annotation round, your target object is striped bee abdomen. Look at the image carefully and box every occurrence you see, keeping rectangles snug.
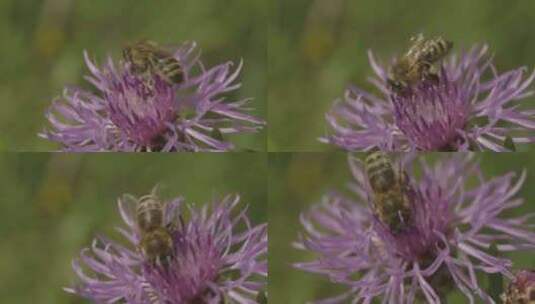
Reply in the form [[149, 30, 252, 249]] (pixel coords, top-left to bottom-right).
[[365, 152, 396, 193], [136, 197, 164, 232], [157, 56, 184, 84], [421, 37, 452, 62]]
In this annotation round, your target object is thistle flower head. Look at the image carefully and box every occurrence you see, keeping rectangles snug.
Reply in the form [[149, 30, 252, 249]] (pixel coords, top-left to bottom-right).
[[41, 42, 264, 151], [294, 154, 535, 303], [66, 187, 267, 304], [322, 45, 535, 151], [502, 269, 535, 304]]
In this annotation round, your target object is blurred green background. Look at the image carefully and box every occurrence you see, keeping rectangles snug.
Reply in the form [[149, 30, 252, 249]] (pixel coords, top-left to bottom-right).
[[268, 0, 535, 151], [0, 0, 267, 151], [0, 153, 267, 303], [269, 153, 535, 303]]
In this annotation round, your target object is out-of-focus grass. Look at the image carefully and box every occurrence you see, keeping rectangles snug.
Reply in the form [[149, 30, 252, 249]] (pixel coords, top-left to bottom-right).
[[268, 0, 535, 151], [0, 0, 267, 151], [269, 152, 535, 303], [0, 153, 267, 303]]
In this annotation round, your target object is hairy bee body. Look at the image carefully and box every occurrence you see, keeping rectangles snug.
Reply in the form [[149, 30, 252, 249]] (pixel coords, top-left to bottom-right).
[[136, 196, 174, 265], [123, 40, 184, 85], [365, 152, 412, 233], [388, 34, 453, 94]]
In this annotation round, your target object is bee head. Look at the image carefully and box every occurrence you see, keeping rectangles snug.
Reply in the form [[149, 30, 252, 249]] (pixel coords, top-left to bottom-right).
[[122, 45, 141, 74], [390, 61, 409, 76]]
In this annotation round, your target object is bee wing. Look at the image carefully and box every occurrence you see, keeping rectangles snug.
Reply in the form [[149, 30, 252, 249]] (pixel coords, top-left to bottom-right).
[[118, 194, 139, 228], [158, 43, 190, 61], [163, 199, 182, 230], [130, 40, 172, 60], [158, 42, 181, 52], [146, 42, 178, 59]]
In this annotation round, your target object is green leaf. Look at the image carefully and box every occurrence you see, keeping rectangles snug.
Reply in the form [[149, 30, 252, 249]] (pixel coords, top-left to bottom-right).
[[504, 135, 516, 151], [487, 243, 504, 302]]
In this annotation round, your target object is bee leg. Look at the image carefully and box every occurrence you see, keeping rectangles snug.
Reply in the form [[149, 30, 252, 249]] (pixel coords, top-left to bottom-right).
[[165, 221, 178, 233], [396, 210, 405, 225], [419, 62, 439, 85], [155, 255, 172, 269], [428, 64, 440, 82], [387, 78, 406, 94], [137, 244, 146, 260], [146, 76, 155, 88], [163, 255, 173, 269], [426, 72, 440, 84]]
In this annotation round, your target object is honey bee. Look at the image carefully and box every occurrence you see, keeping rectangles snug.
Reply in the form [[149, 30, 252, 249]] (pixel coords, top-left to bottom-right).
[[136, 194, 175, 266], [123, 40, 184, 85], [387, 33, 453, 94], [365, 152, 412, 234]]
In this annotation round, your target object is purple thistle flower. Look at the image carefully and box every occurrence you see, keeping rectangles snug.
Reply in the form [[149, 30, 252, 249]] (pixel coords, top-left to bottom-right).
[[321, 45, 535, 151], [40, 42, 265, 152], [65, 187, 267, 304], [502, 269, 535, 303], [294, 154, 535, 303]]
